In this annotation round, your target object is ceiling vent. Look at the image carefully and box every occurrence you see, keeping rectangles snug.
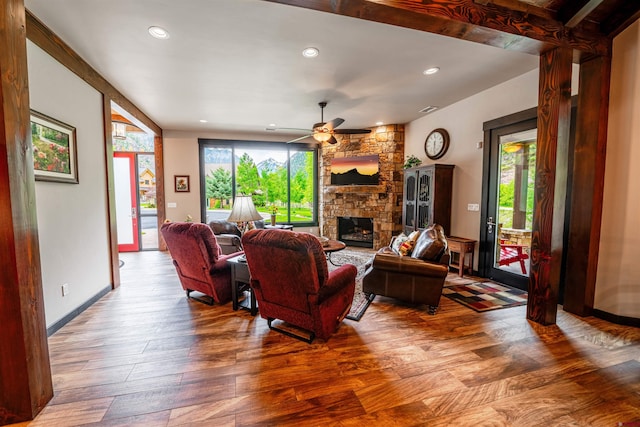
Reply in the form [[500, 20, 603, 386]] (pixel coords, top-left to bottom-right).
[[419, 106, 439, 114]]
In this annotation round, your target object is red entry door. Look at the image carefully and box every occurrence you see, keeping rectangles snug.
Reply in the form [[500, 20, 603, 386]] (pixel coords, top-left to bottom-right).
[[114, 152, 139, 252]]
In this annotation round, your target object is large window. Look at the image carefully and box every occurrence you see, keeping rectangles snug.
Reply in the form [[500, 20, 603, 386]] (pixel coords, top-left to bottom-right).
[[199, 139, 318, 226]]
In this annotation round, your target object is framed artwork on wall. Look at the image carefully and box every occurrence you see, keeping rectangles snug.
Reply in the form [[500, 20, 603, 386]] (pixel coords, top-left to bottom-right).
[[30, 110, 79, 184], [174, 175, 190, 192]]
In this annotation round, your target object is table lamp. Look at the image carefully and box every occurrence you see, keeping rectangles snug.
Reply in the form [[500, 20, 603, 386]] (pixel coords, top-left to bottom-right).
[[227, 195, 264, 234]]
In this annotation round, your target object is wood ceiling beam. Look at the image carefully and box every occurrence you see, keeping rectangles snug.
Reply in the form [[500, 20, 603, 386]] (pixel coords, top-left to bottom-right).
[[559, 0, 604, 28], [263, 0, 610, 58], [601, 3, 640, 37]]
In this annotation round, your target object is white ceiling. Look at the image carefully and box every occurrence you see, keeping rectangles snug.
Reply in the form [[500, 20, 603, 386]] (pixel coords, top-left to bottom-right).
[[25, 0, 539, 137]]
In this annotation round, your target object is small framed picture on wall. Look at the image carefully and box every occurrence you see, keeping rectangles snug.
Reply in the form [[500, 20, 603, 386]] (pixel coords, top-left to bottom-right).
[[174, 175, 190, 192]]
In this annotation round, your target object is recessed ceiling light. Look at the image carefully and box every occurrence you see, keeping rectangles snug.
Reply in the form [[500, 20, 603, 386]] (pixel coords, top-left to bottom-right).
[[268, 123, 276, 127], [376, 122, 384, 126], [148, 26, 170, 40], [423, 67, 440, 75], [199, 119, 207, 123], [419, 106, 439, 114], [302, 47, 319, 58]]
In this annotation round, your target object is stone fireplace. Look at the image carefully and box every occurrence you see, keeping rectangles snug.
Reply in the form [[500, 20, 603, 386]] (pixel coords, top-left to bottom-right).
[[320, 124, 405, 249], [338, 217, 374, 248]]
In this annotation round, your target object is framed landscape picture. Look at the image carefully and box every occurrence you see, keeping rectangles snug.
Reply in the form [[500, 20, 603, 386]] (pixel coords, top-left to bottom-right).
[[174, 175, 190, 192], [30, 110, 78, 183]]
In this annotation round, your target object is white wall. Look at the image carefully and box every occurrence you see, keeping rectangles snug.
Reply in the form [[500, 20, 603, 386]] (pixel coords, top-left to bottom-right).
[[406, 69, 539, 261], [406, 65, 580, 269], [594, 20, 640, 318], [27, 41, 111, 328]]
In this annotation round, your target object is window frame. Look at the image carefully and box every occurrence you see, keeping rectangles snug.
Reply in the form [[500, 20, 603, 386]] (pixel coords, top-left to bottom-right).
[[198, 138, 318, 227]]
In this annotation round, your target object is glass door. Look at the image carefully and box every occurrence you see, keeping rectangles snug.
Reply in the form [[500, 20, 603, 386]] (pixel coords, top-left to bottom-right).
[[480, 117, 536, 290], [113, 152, 139, 252]]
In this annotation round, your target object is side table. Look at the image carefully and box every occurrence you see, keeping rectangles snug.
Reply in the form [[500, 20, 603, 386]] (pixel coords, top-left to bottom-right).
[[264, 224, 293, 231], [447, 236, 477, 277], [227, 254, 257, 316]]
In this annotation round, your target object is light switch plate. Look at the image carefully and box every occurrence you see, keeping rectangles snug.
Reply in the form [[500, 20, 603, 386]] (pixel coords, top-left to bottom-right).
[[168, 202, 177, 208]]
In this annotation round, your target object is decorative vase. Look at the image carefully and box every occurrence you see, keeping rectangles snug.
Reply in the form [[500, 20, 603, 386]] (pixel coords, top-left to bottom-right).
[[270, 214, 276, 226]]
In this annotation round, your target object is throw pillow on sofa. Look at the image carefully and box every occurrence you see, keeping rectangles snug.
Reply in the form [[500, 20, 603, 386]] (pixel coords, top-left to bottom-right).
[[391, 233, 409, 254], [411, 224, 446, 261]]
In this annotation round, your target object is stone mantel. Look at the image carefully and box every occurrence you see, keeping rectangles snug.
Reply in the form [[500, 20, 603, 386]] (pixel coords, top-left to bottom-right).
[[323, 185, 386, 194]]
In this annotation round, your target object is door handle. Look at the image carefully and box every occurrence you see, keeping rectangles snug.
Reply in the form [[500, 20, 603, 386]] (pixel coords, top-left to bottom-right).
[[131, 208, 137, 217], [487, 216, 496, 234]]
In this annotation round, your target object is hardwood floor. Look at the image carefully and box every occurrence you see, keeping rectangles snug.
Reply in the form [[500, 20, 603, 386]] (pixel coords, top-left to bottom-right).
[[11, 250, 640, 426]]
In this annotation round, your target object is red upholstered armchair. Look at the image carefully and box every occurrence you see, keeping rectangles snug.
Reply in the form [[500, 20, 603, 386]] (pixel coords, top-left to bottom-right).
[[160, 221, 241, 305], [241, 229, 357, 343]]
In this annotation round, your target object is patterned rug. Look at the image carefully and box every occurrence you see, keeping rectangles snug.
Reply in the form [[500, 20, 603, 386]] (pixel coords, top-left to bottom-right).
[[443, 275, 527, 312], [327, 248, 376, 321]]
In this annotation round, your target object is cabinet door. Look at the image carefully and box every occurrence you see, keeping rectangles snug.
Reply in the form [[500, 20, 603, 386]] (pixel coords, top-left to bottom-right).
[[416, 167, 433, 230], [403, 170, 417, 234]]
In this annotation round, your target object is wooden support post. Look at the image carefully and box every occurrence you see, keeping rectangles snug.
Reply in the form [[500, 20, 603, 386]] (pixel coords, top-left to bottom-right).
[[527, 47, 573, 325], [0, 0, 53, 423], [155, 134, 167, 251], [563, 55, 611, 316]]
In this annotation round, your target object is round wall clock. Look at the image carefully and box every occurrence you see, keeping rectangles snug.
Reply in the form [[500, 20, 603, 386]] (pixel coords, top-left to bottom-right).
[[424, 128, 450, 160]]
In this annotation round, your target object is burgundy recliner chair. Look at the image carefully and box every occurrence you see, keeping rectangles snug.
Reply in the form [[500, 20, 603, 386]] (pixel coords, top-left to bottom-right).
[[161, 221, 242, 305], [241, 229, 357, 343]]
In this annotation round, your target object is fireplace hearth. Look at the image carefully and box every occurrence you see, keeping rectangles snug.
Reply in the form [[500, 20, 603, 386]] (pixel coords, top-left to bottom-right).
[[338, 217, 373, 248]]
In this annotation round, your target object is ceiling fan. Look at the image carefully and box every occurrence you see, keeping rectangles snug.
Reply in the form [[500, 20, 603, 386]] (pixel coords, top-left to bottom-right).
[[269, 102, 372, 144]]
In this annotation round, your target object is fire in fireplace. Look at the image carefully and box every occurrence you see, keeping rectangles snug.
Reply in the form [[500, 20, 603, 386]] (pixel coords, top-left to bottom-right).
[[338, 217, 373, 248]]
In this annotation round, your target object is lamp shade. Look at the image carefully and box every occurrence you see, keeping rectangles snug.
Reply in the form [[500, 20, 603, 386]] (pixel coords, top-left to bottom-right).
[[227, 195, 263, 223]]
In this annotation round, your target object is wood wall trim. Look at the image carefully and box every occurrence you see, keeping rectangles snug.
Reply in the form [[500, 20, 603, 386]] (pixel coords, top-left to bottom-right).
[[264, 0, 610, 57], [0, 0, 53, 423], [103, 96, 121, 289], [526, 46, 573, 325], [155, 135, 167, 251], [25, 10, 162, 136], [563, 55, 611, 316]]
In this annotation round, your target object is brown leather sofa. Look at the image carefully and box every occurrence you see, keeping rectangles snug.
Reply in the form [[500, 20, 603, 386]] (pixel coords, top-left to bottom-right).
[[362, 224, 450, 314]]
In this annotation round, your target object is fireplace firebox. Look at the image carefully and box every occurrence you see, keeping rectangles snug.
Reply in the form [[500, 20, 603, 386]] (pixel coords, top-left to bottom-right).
[[338, 217, 373, 248]]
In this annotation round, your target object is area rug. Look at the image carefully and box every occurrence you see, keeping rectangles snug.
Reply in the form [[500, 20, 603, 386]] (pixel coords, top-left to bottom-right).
[[442, 276, 527, 312], [327, 248, 376, 321]]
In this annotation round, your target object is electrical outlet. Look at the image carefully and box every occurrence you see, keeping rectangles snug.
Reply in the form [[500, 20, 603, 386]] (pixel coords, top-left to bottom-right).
[[167, 202, 177, 208], [61, 283, 69, 296]]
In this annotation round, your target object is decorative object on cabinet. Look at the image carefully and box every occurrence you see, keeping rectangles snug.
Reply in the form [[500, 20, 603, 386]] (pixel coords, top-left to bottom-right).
[[402, 164, 454, 236], [403, 154, 422, 169], [424, 128, 450, 160]]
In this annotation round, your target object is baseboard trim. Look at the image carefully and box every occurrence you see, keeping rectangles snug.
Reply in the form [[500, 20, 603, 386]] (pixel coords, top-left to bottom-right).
[[47, 285, 112, 337], [592, 309, 640, 328]]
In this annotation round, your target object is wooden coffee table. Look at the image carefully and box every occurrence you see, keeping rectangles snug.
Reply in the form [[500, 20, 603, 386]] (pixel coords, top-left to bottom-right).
[[322, 239, 346, 266]]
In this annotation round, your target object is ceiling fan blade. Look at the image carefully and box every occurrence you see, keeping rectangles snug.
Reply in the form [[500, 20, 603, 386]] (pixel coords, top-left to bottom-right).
[[333, 128, 372, 134], [286, 134, 314, 143], [267, 127, 313, 132], [324, 118, 344, 131], [327, 135, 338, 145]]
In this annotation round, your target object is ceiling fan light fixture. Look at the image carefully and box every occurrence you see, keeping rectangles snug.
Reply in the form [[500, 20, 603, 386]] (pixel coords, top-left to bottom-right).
[[148, 26, 170, 40], [302, 47, 319, 58], [313, 132, 332, 142]]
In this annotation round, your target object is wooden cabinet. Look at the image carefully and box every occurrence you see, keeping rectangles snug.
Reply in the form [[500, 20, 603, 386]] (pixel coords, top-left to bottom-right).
[[402, 164, 454, 235]]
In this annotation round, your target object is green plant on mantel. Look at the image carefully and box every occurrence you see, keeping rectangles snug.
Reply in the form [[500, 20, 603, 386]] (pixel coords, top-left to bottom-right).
[[403, 155, 422, 169]]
